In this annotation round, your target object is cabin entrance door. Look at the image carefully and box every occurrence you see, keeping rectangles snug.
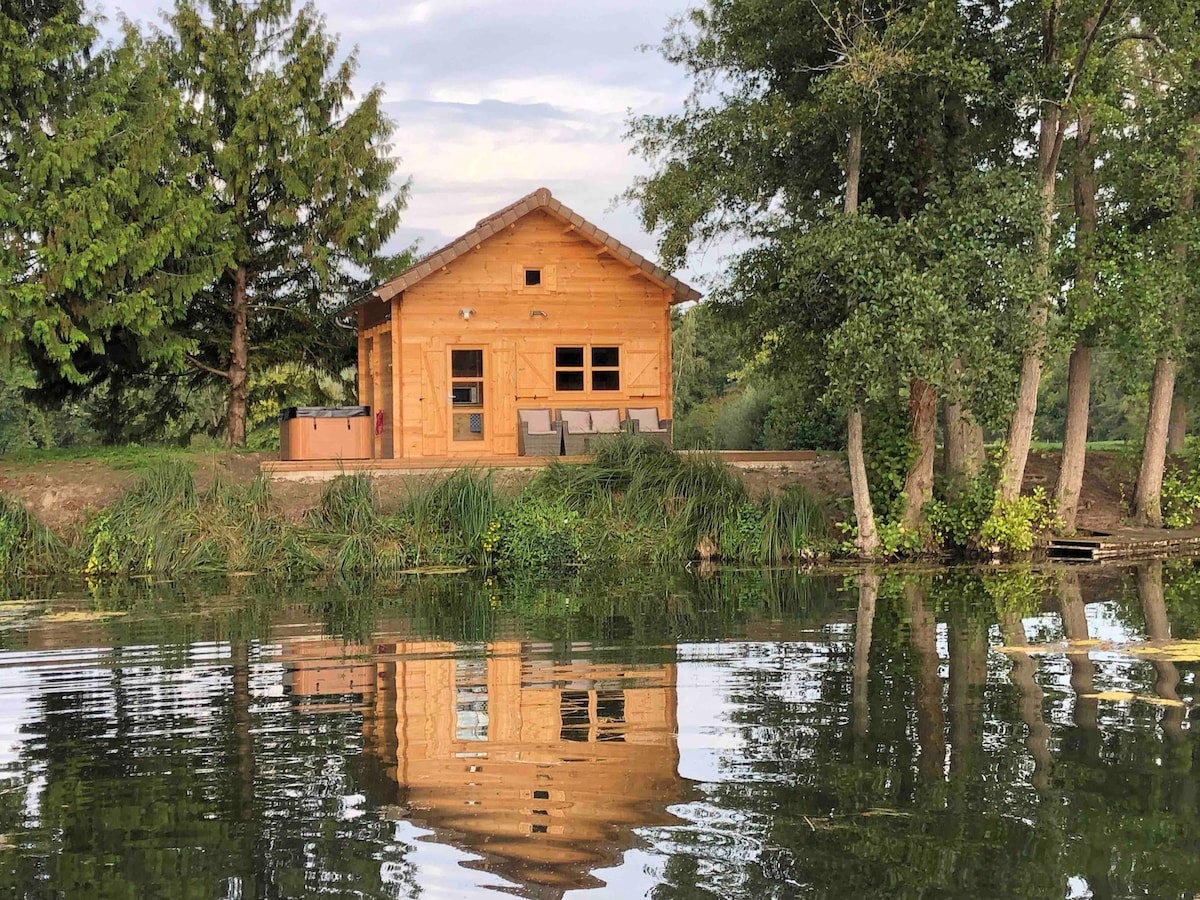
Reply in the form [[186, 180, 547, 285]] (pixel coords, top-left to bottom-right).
[[448, 347, 489, 453]]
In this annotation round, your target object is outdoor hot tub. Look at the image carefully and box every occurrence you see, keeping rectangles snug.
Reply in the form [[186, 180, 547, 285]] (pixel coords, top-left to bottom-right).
[[279, 406, 372, 461]]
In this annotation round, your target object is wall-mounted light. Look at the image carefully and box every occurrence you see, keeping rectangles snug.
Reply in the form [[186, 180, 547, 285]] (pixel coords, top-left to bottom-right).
[[460, 308, 475, 321], [530, 310, 548, 318]]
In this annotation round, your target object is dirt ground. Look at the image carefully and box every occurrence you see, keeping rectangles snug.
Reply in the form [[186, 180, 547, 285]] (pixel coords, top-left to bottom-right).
[[0, 448, 1139, 533]]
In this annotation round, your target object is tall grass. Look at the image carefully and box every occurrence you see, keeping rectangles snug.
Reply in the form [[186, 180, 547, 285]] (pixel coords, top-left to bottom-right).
[[0, 493, 69, 576], [527, 434, 829, 563], [7, 440, 833, 578], [85, 462, 321, 576], [396, 469, 500, 567]]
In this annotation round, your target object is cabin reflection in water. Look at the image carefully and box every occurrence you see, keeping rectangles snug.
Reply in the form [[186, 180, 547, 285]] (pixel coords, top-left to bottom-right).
[[281, 639, 683, 894]]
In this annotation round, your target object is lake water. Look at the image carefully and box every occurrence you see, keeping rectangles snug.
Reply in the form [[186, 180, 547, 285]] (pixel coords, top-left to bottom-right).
[[0, 563, 1197, 898]]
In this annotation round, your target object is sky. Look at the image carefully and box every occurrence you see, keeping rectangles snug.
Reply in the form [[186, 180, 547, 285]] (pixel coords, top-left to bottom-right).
[[102, 0, 720, 286]]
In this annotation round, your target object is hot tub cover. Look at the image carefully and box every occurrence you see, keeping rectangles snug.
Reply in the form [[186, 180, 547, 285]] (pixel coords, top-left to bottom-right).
[[280, 406, 370, 422]]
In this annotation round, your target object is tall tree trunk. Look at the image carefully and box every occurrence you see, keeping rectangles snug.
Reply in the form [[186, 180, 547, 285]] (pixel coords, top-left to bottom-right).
[[844, 119, 880, 557], [1136, 360, 1178, 525], [1135, 120, 1197, 525], [998, 106, 1060, 502], [902, 378, 937, 531], [1168, 397, 1187, 454], [1056, 109, 1098, 532], [944, 376, 984, 481], [227, 265, 249, 449]]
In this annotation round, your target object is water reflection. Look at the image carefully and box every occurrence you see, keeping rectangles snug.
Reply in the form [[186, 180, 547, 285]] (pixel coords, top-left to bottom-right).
[[281, 640, 683, 893], [0, 564, 1196, 897]]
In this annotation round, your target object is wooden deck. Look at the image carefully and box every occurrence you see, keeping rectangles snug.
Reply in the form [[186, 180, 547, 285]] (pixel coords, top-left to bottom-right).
[[1047, 528, 1200, 561], [261, 449, 818, 481]]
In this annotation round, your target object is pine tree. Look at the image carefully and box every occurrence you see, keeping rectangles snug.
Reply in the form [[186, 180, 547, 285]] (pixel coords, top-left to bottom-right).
[[163, 0, 408, 447], [1, 2, 221, 385]]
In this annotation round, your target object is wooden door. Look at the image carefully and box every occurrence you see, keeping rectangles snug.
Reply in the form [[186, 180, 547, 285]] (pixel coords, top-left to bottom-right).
[[422, 348, 447, 457], [492, 343, 518, 455], [447, 346, 491, 455]]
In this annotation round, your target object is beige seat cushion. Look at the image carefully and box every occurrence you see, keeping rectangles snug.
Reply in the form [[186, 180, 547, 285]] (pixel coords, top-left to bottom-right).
[[591, 408, 621, 433], [628, 407, 663, 432], [520, 409, 553, 434], [559, 409, 593, 433]]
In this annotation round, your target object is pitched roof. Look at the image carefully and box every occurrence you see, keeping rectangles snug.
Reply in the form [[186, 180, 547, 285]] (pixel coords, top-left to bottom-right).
[[347, 187, 701, 310]]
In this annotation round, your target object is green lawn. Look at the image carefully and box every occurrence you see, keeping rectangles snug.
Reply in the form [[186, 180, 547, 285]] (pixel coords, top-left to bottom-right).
[[0, 442, 253, 472], [1027, 440, 1132, 452]]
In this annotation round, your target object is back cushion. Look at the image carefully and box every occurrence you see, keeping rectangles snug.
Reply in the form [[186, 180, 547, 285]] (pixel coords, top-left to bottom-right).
[[628, 407, 661, 431], [560, 409, 592, 433], [591, 408, 621, 433], [520, 409, 553, 433]]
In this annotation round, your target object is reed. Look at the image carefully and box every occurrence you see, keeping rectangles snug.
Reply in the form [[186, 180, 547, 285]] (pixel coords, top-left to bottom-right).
[[7, 441, 834, 578], [0, 493, 69, 576]]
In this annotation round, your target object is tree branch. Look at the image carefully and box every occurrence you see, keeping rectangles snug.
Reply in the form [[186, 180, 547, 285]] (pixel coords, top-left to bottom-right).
[[187, 356, 231, 380], [1052, 0, 1119, 175]]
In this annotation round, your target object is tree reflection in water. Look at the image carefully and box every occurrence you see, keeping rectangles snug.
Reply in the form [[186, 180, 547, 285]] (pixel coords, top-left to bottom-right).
[[0, 564, 1196, 898]]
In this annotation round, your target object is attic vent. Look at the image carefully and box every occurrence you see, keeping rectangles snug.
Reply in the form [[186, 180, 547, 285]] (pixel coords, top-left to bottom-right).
[[525, 268, 542, 286]]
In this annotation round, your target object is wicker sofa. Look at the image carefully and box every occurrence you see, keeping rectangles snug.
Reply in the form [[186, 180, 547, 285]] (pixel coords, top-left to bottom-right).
[[517, 408, 563, 457], [556, 408, 624, 455], [625, 407, 673, 446]]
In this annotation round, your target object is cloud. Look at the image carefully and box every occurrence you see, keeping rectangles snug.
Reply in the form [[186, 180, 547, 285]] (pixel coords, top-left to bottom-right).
[[320, 0, 498, 34], [106, 0, 707, 280]]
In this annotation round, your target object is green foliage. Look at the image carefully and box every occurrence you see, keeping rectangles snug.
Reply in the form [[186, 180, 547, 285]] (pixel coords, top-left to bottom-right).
[[487, 495, 585, 572], [245, 364, 357, 450], [980, 488, 1062, 556], [1160, 460, 1200, 529], [839, 517, 923, 560], [395, 469, 501, 568], [760, 484, 832, 563], [2, 10, 224, 385], [926, 460, 1002, 552]]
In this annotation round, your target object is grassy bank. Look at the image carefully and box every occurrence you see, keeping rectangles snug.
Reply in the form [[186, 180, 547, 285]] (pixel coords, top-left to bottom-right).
[[0, 436, 834, 579]]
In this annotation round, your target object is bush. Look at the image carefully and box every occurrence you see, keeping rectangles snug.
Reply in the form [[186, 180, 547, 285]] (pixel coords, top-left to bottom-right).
[[926, 464, 999, 552], [979, 487, 1061, 555], [487, 495, 584, 571], [1161, 463, 1200, 528]]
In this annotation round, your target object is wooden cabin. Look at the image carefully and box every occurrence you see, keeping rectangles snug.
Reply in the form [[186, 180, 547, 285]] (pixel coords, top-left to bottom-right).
[[346, 188, 701, 459]]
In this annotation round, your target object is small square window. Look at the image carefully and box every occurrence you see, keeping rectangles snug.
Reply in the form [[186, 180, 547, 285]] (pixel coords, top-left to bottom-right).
[[451, 349, 483, 378], [556, 371, 585, 391], [591, 347, 619, 368], [525, 268, 542, 286], [592, 370, 620, 391], [555, 347, 584, 368]]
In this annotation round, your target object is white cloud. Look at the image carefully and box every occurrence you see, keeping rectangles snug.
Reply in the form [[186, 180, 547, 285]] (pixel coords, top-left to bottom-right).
[[321, 0, 499, 34], [429, 75, 672, 118]]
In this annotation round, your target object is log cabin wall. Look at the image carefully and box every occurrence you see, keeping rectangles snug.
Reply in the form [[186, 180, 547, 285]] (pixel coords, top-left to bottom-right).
[[377, 209, 674, 459]]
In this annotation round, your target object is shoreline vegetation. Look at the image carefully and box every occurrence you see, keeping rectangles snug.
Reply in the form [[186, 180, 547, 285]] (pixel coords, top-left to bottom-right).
[[1, 437, 837, 579], [6, 435, 1200, 583]]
